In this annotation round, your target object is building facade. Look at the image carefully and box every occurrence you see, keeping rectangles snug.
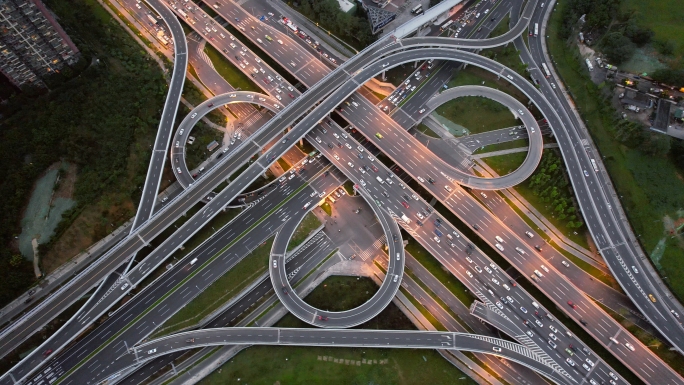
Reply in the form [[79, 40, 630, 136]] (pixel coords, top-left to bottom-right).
[[0, 0, 79, 87]]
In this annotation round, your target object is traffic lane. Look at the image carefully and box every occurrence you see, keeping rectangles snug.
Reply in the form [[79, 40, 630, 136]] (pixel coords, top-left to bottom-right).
[[58, 174, 331, 385], [310, 125, 584, 379], [524, 8, 684, 348], [271, 170, 404, 328], [475, 191, 638, 314], [31, 173, 312, 384]]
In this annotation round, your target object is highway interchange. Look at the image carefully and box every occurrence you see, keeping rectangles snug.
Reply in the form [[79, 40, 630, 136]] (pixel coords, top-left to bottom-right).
[[2, 0, 684, 384]]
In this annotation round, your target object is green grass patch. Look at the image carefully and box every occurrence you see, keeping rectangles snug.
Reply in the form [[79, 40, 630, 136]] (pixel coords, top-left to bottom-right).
[[320, 202, 332, 216], [301, 275, 378, 311], [436, 96, 519, 135], [474, 138, 529, 154], [343, 180, 355, 195], [399, 287, 446, 331], [548, 1, 684, 299], [622, 0, 684, 59], [490, 14, 510, 38], [287, 212, 322, 251], [203, 44, 260, 93], [405, 239, 476, 307], [154, 239, 271, 335], [482, 152, 527, 175], [416, 123, 440, 138]]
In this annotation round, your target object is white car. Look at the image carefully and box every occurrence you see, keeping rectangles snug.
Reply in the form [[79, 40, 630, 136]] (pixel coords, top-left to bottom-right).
[[495, 301, 503, 309], [631, 266, 638, 274], [491, 278, 500, 285], [417, 176, 425, 183], [466, 270, 473, 278], [347, 161, 354, 168], [315, 136, 322, 143], [333, 133, 339, 138], [333, 154, 339, 160], [433, 236, 441, 243], [540, 264, 549, 273], [465, 256, 473, 263], [495, 235, 504, 243], [484, 266, 492, 274], [417, 212, 424, 220], [495, 243, 504, 251], [502, 284, 510, 291], [148, 349, 157, 354], [273, 260, 277, 268], [277, 39, 283, 44], [345, 143, 352, 149], [359, 179, 366, 187], [624, 342, 635, 351], [562, 260, 570, 267], [549, 333, 557, 341]]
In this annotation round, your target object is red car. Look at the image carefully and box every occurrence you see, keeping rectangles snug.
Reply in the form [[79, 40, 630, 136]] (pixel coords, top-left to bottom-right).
[[43, 349, 53, 357], [288, 93, 295, 98], [371, 165, 378, 172], [401, 201, 409, 209], [318, 315, 328, 321], [263, 78, 270, 84], [567, 300, 576, 309]]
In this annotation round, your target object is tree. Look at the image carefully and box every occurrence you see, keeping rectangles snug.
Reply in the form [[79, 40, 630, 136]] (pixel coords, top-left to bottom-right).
[[601, 32, 635, 64], [624, 22, 653, 46], [651, 68, 684, 88]]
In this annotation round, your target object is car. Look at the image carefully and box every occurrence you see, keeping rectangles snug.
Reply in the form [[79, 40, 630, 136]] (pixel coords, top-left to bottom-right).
[[358, 166, 366, 174], [416, 212, 424, 220], [371, 165, 378, 172], [315, 136, 322, 143], [345, 143, 352, 149], [42, 349, 53, 357], [495, 243, 504, 251], [549, 325, 558, 333], [484, 266, 492, 274], [580, 319, 588, 326], [175, 141, 180, 148], [272, 260, 277, 268], [565, 348, 574, 356], [567, 300, 576, 309], [277, 39, 283, 44], [520, 306, 528, 314], [474, 266, 482, 273], [566, 358, 575, 366], [509, 279, 517, 287], [465, 256, 473, 263], [535, 319, 543, 327], [191, 113, 197, 118], [540, 264, 549, 273], [418, 108, 426, 114], [503, 296, 513, 305], [585, 358, 594, 367], [433, 236, 440, 243], [417, 176, 425, 183], [534, 269, 544, 278], [492, 346, 502, 352], [347, 162, 354, 168], [502, 284, 510, 291], [534, 245, 542, 251], [581, 363, 591, 371], [525, 231, 534, 238], [625, 342, 635, 351], [526, 330, 534, 338], [609, 372, 619, 381], [515, 247, 525, 254], [318, 315, 329, 321], [492, 278, 500, 285], [561, 260, 570, 267], [444, 185, 452, 192], [495, 301, 503, 309], [517, 109, 524, 115], [333, 154, 339, 160], [549, 333, 557, 341], [648, 294, 657, 303], [583, 169, 589, 177], [631, 265, 638, 274], [148, 348, 157, 354], [466, 270, 473, 278]]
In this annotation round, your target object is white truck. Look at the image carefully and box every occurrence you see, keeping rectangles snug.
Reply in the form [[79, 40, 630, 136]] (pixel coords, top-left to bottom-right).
[[401, 214, 411, 224]]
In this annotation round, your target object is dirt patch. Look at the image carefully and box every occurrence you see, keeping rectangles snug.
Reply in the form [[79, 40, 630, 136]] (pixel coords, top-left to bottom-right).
[[41, 197, 134, 274], [54, 163, 77, 200]]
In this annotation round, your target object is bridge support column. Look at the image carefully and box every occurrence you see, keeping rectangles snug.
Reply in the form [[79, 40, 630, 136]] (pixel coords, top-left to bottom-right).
[[381, 70, 386, 82]]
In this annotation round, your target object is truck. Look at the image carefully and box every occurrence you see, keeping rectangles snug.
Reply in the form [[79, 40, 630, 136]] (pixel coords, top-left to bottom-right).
[[401, 214, 411, 224], [147, 14, 158, 25], [178, 9, 187, 18]]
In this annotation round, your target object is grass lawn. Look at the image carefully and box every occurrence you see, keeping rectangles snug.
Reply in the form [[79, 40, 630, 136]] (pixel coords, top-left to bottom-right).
[[490, 14, 510, 38], [474, 138, 529, 154], [405, 239, 476, 307], [199, 276, 477, 385], [622, 0, 684, 59], [185, 121, 224, 171], [155, 238, 271, 336], [416, 123, 440, 138], [436, 96, 519, 135], [203, 44, 260, 93], [482, 152, 527, 175], [287, 212, 322, 251], [343, 180, 355, 195], [302, 275, 378, 311], [548, 2, 684, 299]]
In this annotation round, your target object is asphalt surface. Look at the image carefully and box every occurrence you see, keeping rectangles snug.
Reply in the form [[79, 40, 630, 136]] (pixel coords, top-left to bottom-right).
[[125, 328, 574, 385], [270, 180, 404, 328]]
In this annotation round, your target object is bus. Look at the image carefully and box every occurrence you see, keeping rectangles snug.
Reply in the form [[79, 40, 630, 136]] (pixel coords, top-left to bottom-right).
[[147, 14, 158, 25], [530, 22, 538, 37], [590, 159, 599, 172], [541, 63, 551, 78], [411, 4, 423, 14], [440, 20, 454, 32]]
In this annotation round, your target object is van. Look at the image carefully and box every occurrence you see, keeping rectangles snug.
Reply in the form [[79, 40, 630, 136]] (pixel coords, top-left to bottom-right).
[[531, 301, 540, 309], [376, 176, 384, 184], [190, 258, 198, 265]]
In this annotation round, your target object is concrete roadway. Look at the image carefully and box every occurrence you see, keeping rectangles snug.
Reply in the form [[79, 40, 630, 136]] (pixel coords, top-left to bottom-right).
[[116, 231, 335, 385], [169, 91, 282, 187], [122, 328, 573, 385], [22, 163, 343, 385], [307, 122, 620, 385], [270, 182, 404, 328], [339, 46, 683, 383], [524, 1, 684, 357]]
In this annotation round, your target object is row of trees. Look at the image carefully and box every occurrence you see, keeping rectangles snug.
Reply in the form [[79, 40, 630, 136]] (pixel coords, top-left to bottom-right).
[[527, 152, 584, 230], [295, 0, 376, 49], [0, 0, 166, 306]]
